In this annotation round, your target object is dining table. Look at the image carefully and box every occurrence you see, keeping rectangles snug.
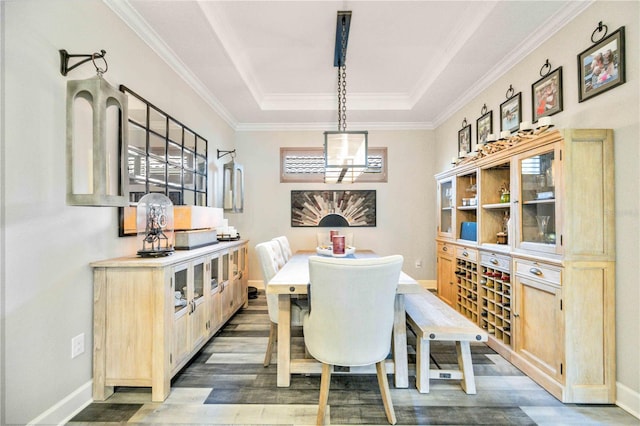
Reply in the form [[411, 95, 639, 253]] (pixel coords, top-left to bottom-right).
[[266, 249, 426, 388]]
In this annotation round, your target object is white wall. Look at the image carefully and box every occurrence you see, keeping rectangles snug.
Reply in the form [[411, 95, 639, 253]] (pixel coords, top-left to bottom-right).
[[233, 129, 437, 285], [434, 0, 639, 415], [2, 1, 234, 423]]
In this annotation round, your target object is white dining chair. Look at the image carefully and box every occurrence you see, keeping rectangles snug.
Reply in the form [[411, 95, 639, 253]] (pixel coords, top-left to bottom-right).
[[269, 239, 287, 269], [303, 255, 403, 425], [272, 236, 293, 261], [255, 241, 307, 367]]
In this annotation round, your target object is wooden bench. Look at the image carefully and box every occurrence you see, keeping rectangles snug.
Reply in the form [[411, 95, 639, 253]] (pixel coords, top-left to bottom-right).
[[405, 291, 488, 394]]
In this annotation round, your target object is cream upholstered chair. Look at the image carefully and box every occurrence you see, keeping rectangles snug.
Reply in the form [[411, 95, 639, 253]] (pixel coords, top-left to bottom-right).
[[255, 241, 307, 367], [272, 236, 293, 261], [269, 239, 287, 269], [303, 255, 403, 425]]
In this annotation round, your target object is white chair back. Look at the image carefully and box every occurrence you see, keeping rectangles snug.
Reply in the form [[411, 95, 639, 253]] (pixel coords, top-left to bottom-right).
[[269, 239, 286, 269], [272, 236, 293, 261], [303, 255, 403, 367], [254, 242, 281, 324]]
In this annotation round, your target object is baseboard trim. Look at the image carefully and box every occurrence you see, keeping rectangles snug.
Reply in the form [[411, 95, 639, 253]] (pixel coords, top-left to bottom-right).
[[616, 381, 640, 420], [27, 380, 92, 426]]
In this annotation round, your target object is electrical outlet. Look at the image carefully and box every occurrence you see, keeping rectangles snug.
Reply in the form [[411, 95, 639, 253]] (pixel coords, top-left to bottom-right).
[[71, 333, 85, 358], [415, 259, 423, 268]]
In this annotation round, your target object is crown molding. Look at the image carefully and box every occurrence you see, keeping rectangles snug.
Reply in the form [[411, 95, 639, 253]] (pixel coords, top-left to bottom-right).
[[235, 121, 434, 132], [103, 0, 239, 129], [432, 0, 593, 128]]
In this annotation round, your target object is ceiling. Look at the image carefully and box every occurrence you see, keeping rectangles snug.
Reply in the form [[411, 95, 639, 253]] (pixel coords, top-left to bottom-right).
[[108, 1, 590, 131]]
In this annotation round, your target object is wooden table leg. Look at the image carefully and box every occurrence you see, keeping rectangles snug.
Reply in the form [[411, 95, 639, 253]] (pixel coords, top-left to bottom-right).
[[393, 294, 409, 388], [277, 294, 292, 387]]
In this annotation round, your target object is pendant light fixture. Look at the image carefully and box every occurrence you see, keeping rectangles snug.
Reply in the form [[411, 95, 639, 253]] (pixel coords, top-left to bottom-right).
[[324, 11, 368, 184]]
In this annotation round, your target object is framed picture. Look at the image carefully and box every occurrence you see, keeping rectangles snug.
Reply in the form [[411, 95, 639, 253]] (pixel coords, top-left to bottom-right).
[[532, 67, 563, 122], [291, 190, 376, 227], [476, 110, 492, 145], [578, 26, 625, 102], [458, 124, 472, 156], [500, 92, 521, 133]]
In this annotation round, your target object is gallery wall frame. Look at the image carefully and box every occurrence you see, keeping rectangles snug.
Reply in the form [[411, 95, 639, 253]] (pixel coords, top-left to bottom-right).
[[532, 63, 563, 122], [458, 119, 472, 156], [577, 25, 625, 102], [291, 190, 376, 227], [500, 90, 522, 134], [476, 105, 492, 145]]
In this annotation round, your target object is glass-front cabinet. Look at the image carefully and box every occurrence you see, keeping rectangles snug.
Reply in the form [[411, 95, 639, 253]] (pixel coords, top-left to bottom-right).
[[437, 177, 454, 238], [456, 171, 477, 243], [434, 129, 615, 404], [514, 143, 562, 255]]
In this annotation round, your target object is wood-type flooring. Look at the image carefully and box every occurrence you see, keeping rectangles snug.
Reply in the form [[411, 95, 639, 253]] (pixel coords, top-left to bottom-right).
[[68, 291, 638, 425]]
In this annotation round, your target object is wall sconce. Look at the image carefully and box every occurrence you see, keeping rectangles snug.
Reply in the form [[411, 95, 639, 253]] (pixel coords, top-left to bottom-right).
[[218, 150, 244, 213], [61, 49, 129, 206]]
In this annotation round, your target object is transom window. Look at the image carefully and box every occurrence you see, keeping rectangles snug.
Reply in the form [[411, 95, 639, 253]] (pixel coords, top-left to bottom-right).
[[280, 147, 387, 183]]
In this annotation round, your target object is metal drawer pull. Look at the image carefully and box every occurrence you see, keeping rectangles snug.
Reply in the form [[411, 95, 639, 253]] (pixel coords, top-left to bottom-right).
[[490, 258, 498, 265], [442, 246, 448, 252], [462, 250, 469, 257], [529, 267, 543, 276]]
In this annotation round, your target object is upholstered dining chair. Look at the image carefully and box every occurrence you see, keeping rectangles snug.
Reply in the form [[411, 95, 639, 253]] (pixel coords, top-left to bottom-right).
[[255, 241, 307, 367], [272, 236, 293, 261], [303, 255, 403, 425], [269, 239, 287, 269]]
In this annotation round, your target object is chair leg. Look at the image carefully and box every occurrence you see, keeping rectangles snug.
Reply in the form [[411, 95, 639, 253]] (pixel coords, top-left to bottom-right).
[[263, 322, 277, 367], [317, 363, 332, 426], [376, 361, 397, 425]]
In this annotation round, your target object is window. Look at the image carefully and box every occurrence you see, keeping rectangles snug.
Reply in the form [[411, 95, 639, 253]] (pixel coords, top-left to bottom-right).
[[280, 147, 387, 183], [119, 86, 208, 236]]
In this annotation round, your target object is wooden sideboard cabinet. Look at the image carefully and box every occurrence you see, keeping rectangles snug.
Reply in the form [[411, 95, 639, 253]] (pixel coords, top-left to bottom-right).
[[435, 129, 615, 403], [91, 240, 248, 402]]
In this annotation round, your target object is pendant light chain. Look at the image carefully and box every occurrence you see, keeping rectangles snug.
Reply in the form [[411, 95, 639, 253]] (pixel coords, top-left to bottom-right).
[[338, 17, 348, 132]]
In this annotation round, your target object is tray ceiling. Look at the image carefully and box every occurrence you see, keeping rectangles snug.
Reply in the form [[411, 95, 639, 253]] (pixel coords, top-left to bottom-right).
[[108, 1, 590, 131]]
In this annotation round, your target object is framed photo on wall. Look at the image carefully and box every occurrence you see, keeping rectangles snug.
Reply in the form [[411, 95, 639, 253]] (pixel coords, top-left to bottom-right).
[[500, 92, 521, 134], [458, 123, 472, 156], [476, 110, 492, 145], [532, 66, 563, 122], [578, 26, 625, 102]]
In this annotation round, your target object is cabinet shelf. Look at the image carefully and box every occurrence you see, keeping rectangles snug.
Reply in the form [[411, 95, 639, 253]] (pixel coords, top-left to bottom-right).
[[522, 199, 555, 205], [482, 202, 510, 209], [457, 206, 477, 211]]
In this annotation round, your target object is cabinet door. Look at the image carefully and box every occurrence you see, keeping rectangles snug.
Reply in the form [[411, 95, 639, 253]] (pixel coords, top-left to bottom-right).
[[191, 260, 208, 348], [437, 178, 455, 239], [172, 264, 190, 369], [437, 253, 456, 307], [209, 254, 223, 332], [514, 276, 564, 382], [513, 143, 562, 255]]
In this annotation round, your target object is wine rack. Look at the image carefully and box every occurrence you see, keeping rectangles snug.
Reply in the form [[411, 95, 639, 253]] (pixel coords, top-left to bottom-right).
[[479, 253, 512, 347], [455, 252, 478, 323]]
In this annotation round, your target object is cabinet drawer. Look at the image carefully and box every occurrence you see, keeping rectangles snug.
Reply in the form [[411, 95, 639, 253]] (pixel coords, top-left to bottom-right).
[[437, 242, 455, 256], [455, 246, 477, 262], [515, 259, 561, 285], [480, 252, 511, 271]]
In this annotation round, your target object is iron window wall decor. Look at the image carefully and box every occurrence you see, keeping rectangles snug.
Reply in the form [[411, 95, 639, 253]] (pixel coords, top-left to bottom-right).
[[578, 23, 625, 102], [500, 86, 522, 134], [291, 190, 376, 227], [532, 61, 563, 123], [458, 119, 472, 157]]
